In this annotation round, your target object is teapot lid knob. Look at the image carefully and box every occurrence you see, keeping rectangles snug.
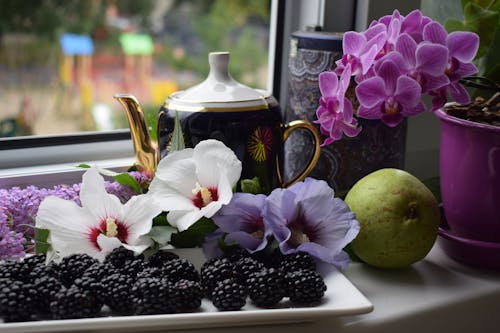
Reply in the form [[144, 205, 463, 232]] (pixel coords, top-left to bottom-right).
[[208, 52, 232, 83]]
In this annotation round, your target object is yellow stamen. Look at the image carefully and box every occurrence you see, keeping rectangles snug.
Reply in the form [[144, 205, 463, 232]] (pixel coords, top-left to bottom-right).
[[106, 217, 118, 237], [192, 182, 214, 206]]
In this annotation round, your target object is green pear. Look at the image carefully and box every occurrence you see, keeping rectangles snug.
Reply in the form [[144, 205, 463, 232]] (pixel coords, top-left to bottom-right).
[[345, 168, 440, 268]]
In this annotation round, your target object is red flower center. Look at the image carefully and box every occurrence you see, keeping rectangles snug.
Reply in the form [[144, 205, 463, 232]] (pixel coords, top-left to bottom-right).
[[88, 217, 129, 250], [192, 186, 219, 209]]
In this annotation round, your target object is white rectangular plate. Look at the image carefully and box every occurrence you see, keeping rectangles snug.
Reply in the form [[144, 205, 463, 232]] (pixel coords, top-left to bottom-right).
[[0, 270, 373, 333]]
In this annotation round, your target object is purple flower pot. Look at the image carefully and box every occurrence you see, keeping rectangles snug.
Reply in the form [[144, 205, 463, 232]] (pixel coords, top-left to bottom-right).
[[436, 108, 500, 268]]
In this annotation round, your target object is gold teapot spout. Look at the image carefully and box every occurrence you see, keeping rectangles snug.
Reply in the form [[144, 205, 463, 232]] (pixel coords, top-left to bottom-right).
[[114, 94, 158, 172]]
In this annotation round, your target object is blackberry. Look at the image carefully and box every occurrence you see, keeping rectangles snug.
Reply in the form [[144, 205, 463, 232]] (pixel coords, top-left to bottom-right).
[[132, 277, 179, 315], [32, 275, 64, 314], [279, 252, 316, 273], [105, 246, 142, 268], [17, 254, 47, 282], [50, 285, 103, 319], [147, 250, 179, 268], [173, 279, 203, 311], [0, 261, 22, 280], [101, 273, 135, 314], [118, 258, 145, 278], [285, 270, 327, 304], [136, 266, 163, 279], [223, 247, 250, 262], [56, 253, 98, 287], [234, 257, 265, 284], [82, 262, 119, 281], [211, 278, 247, 311], [200, 258, 234, 297], [22, 253, 46, 268], [162, 258, 199, 283], [247, 268, 286, 307], [73, 275, 104, 302], [0, 279, 36, 322]]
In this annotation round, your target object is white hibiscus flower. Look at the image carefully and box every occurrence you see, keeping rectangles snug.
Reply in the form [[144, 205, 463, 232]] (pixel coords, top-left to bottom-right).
[[36, 167, 162, 262], [148, 139, 242, 231]]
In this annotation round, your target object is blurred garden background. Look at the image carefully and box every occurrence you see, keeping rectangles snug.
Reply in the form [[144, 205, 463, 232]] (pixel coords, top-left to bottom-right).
[[0, 0, 271, 137]]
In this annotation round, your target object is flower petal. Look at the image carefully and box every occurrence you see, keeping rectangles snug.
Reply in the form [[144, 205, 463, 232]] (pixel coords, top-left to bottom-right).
[[358, 105, 382, 119], [153, 149, 198, 197], [355, 77, 387, 108], [449, 81, 470, 104], [343, 31, 366, 55], [416, 43, 448, 75], [447, 31, 479, 63], [148, 178, 195, 212], [36, 196, 97, 258], [381, 112, 404, 127], [395, 34, 417, 68], [319, 72, 339, 98], [225, 231, 268, 253], [395, 76, 421, 107], [376, 60, 401, 94], [423, 21, 447, 45], [80, 168, 124, 222], [193, 140, 242, 188], [121, 193, 162, 244]]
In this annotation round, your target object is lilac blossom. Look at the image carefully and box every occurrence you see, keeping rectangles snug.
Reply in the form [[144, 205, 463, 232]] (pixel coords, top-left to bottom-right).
[[212, 193, 270, 254], [263, 178, 360, 269], [0, 208, 26, 260], [315, 65, 361, 145]]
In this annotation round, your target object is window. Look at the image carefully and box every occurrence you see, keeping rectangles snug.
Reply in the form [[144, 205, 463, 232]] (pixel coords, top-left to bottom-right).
[[0, 0, 278, 172], [1, 0, 434, 182]]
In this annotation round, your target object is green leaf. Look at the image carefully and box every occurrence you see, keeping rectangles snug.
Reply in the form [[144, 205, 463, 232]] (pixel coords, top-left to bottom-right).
[[98, 168, 142, 194], [240, 177, 263, 194], [481, 26, 500, 82], [77, 163, 91, 169], [112, 173, 142, 193], [462, 0, 500, 11], [445, 18, 467, 32], [149, 225, 177, 246], [170, 217, 218, 248], [462, 2, 499, 58], [152, 212, 170, 226], [170, 111, 185, 152], [34, 227, 51, 254]]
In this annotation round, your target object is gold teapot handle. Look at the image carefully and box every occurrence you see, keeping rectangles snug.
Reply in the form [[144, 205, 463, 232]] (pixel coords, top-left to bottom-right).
[[278, 120, 322, 188]]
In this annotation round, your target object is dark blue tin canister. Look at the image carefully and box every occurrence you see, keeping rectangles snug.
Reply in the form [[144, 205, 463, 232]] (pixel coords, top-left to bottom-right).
[[284, 30, 407, 195]]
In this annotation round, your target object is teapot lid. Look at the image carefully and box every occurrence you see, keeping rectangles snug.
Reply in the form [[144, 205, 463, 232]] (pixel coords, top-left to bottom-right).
[[166, 52, 275, 111]]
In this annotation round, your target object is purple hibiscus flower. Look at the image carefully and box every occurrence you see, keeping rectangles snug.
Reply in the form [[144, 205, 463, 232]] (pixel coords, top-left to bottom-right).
[[315, 65, 361, 145], [356, 57, 425, 127], [211, 192, 270, 254], [263, 178, 360, 269]]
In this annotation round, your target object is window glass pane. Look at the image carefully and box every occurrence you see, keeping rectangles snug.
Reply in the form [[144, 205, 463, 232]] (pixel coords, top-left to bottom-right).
[[0, 0, 271, 138]]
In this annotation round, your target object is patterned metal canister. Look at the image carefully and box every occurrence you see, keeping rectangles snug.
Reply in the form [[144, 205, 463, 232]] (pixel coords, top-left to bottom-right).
[[284, 30, 407, 195]]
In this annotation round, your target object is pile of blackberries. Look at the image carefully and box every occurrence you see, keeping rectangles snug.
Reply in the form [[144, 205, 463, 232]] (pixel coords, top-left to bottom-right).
[[201, 249, 327, 311], [0, 248, 327, 322]]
